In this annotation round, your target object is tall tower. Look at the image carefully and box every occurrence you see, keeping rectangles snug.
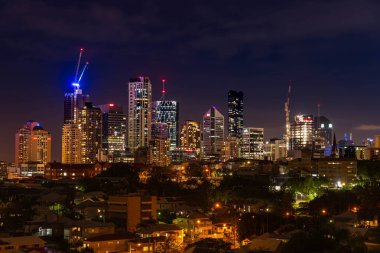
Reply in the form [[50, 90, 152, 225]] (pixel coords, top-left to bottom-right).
[[62, 123, 82, 164], [15, 120, 51, 165], [290, 114, 314, 150], [201, 106, 225, 159], [78, 102, 102, 163], [180, 120, 201, 154], [153, 80, 179, 151], [99, 103, 127, 158], [128, 76, 152, 152], [241, 127, 264, 160], [62, 48, 90, 163], [228, 90, 244, 139]]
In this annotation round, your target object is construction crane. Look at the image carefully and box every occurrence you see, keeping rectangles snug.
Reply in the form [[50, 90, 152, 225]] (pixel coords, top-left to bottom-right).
[[284, 80, 292, 152], [72, 48, 89, 90]]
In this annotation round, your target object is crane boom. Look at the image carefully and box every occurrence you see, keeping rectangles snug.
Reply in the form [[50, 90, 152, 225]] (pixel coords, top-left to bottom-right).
[[74, 48, 84, 83], [78, 62, 89, 83]]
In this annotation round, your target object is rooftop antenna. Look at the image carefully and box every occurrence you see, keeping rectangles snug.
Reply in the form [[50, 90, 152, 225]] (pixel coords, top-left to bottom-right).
[[161, 79, 166, 100]]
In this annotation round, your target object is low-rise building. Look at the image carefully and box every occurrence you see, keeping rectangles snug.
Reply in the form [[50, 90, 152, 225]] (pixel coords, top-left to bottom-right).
[[136, 224, 184, 244], [0, 236, 46, 252], [108, 194, 157, 232], [44, 162, 110, 180], [313, 158, 357, 185], [173, 211, 213, 241]]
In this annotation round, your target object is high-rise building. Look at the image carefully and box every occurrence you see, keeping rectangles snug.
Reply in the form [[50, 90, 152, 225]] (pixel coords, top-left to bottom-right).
[[314, 116, 333, 149], [228, 91, 244, 139], [151, 122, 169, 139], [62, 123, 82, 164], [201, 107, 225, 159], [64, 88, 90, 123], [153, 100, 179, 150], [180, 120, 201, 154], [99, 104, 127, 158], [15, 120, 51, 165], [78, 102, 102, 163], [128, 77, 152, 152], [241, 127, 264, 160], [148, 138, 171, 167], [290, 114, 314, 150]]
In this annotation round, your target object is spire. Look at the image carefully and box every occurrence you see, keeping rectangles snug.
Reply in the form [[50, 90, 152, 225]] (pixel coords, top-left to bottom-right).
[[331, 133, 338, 158]]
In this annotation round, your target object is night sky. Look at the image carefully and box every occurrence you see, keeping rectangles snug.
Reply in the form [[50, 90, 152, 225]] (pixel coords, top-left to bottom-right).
[[1, 0, 380, 162]]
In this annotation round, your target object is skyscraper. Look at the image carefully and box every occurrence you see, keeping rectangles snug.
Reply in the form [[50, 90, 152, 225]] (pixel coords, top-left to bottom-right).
[[201, 106, 225, 159], [62, 123, 82, 164], [180, 120, 201, 154], [78, 102, 102, 163], [153, 100, 179, 151], [15, 120, 51, 165], [64, 89, 90, 123], [128, 77, 152, 152], [314, 116, 333, 148], [290, 114, 314, 150], [99, 103, 127, 157], [228, 90, 244, 138], [241, 127, 264, 160]]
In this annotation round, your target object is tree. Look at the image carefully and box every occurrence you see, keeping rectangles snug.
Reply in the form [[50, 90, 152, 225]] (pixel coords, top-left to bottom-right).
[[156, 238, 182, 253]]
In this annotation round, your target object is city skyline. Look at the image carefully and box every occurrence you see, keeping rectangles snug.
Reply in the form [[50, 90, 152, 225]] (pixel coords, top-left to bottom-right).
[[2, 1, 380, 161]]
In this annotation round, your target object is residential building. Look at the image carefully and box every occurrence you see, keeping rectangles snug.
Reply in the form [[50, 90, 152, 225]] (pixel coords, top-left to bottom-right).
[[128, 76, 152, 152], [227, 90, 244, 139], [0, 236, 46, 252], [44, 162, 110, 180], [108, 194, 157, 232], [78, 102, 102, 163], [180, 120, 201, 155], [15, 120, 51, 165], [62, 122, 82, 164]]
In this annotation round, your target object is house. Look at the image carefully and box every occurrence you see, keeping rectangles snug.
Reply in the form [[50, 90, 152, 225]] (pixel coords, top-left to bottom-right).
[[173, 211, 213, 241], [136, 224, 184, 244], [0, 236, 46, 252]]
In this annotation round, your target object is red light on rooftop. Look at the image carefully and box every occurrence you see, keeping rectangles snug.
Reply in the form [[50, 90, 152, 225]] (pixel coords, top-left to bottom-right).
[[109, 104, 114, 107], [80, 48, 84, 51], [162, 79, 166, 83]]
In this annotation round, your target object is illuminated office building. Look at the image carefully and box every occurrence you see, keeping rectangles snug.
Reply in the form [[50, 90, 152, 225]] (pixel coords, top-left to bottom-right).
[[99, 104, 127, 157], [153, 100, 179, 150], [15, 120, 51, 165], [241, 127, 264, 160], [290, 114, 314, 150], [228, 90, 244, 138], [314, 116, 333, 149], [201, 106, 225, 159], [128, 77, 152, 152]]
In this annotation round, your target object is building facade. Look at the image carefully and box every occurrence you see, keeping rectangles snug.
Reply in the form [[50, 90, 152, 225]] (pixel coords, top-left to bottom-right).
[[99, 104, 127, 160], [153, 100, 179, 151], [290, 114, 314, 150], [180, 120, 201, 155], [15, 121, 51, 165], [78, 103, 102, 163], [64, 88, 90, 124], [241, 127, 264, 160], [227, 90, 244, 139], [128, 77, 152, 152], [201, 107, 225, 159]]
